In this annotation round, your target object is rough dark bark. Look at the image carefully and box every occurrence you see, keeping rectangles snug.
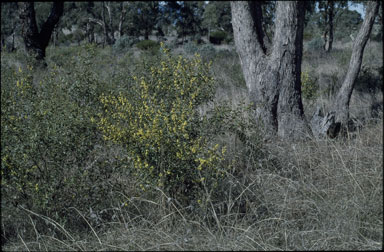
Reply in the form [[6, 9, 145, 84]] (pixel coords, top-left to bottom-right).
[[19, 2, 64, 60], [86, 2, 95, 43], [324, 1, 334, 52], [231, 1, 312, 140], [333, 1, 380, 126]]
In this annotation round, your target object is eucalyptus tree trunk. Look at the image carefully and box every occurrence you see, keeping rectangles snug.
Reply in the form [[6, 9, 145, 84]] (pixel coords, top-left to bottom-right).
[[105, 2, 115, 44], [333, 1, 380, 126], [231, 1, 312, 140], [19, 2, 64, 61], [324, 1, 334, 52], [118, 2, 127, 38], [101, 2, 113, 46]]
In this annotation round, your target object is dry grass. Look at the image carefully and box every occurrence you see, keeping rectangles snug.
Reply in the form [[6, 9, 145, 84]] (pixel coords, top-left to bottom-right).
[[2, 38, 382, 251], [3, 120, 382, 251]]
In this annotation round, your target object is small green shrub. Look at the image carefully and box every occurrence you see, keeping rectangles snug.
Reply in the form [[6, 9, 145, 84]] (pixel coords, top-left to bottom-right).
[[301, 70, 318, 100], [303, 30, 315, 41], [355, 66, 383, 94], [336, 49, 352, 66], [1, 45, 124, 241], [307, 36, 324, 51], [135, 40, 160, 52], [224, 35, 234, 44], [209, 30, 227, 45], [183, 41, 199, 55], [113, 35, 139, 53], [97, 43, 226, 205], [198, 44, 216, 60]]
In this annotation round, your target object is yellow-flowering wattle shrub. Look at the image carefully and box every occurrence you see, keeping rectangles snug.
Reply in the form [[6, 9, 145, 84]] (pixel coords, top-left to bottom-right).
[[301, 70, 318, 100], [98, 43, 226, 204]]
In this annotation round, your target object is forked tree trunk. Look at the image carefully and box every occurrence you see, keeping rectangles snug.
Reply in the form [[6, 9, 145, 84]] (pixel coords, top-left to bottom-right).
[[19, 2, 64, 61], [231, 1, 312, 140], [333, 1, 380, 126]]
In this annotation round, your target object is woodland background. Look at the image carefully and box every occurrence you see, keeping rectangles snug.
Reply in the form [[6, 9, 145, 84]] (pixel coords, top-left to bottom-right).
[[1, 1, 383, 250]]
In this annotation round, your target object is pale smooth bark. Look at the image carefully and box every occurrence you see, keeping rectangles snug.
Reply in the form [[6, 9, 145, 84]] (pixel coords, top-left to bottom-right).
[[333, 1, 380, 125], [231, 1, 312, 140]]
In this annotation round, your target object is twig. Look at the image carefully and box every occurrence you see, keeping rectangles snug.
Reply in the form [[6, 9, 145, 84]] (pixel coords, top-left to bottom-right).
[[18, 205, 75, 242], [69, 207, 102, 245], [18, 234, 30, 252]]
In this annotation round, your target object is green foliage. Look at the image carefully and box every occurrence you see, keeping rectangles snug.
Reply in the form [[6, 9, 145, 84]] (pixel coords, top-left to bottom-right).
[[135, 40, 160, 52], [333, 9, 363, 41], [335, 48, 352, 66], [301, 70, 318, 100], [198, 44, 216, 60], [166, 1, 205, 41], [183, 41, 199, 54], [46, 45, 81, 67], [97, 43, 227, 205], [307, 36, 324, 51], [192, 33, 204, 44], [126, 2, 160, 39], [355, 66, 383, 94], [224, 35, 234, 44], [1, 45, 124, 239], [202, 1, 232, 35], [113, 35, 139, 53], [303, 30, 316, 41], [209, 30, 227, 45], [1, 2, 19, 49], [334, 9, 363, 39]]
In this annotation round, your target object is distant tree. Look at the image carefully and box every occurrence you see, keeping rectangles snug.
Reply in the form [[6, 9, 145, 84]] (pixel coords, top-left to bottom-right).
[[86, 2, 117, 46], [318, 1, 348, 52], [18, 2, 64, 60], [202, 2, 218, 39], [202, 1, 232, 39], [260, 1, 276, 47], [166, 1, 204, 44], [1, 2, 19, 51], [334, 9, 363, 40], [118, 2, 127, 38], [102, 1, 114, 44], [85, 2, 96, 43], [333, 1, 380, 126], [133, 2, 160, 40]]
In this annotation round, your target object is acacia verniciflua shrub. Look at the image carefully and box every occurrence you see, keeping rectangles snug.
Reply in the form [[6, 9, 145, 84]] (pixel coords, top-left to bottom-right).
[[301, 70, 318, 101], [98, 43, 226, 204]]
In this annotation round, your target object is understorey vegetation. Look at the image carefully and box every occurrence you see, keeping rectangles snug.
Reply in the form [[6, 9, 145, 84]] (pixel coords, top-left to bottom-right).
[[1, 37, 382, 250]]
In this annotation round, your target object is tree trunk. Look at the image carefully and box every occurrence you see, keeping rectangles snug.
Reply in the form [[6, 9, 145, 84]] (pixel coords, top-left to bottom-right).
[[105, 2, 115, 44], [52, 28, 56, 47], [19, 2, 64, 61], [86, 22, 94, 43], [333, 1, 380, 126], [101, 2, 113, 46], [118, 2, 126, 38], [86, 2, 95, 43], [324, 1, 334, 52], [231, 1, 312, 140]]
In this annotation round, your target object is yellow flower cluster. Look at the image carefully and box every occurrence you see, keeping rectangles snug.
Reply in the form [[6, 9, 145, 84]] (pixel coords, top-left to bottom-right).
[[15, 67, 32, 96], [97, 43, 225, 198]]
